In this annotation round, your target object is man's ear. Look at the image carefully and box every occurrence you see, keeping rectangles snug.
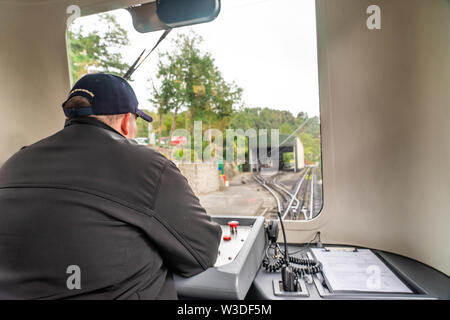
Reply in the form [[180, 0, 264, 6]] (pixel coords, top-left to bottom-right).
[[120, 113, 132, 136]]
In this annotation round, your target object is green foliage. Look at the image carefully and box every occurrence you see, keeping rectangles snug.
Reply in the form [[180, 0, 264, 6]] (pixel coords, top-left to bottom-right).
[[230, 108, 298, 131], [136, 113, 150, 138], [150, 31, 243, 138], [67, 14, 131, 83], [300, 132, 321, 162], [66, 13, 322, 163], [283, 152, 294, 163], [280, 122, 294, 135], [231, 107, 321, 162]]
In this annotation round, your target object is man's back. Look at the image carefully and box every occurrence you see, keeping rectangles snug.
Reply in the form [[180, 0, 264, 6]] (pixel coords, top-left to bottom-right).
[[0, 117, 221, 299]]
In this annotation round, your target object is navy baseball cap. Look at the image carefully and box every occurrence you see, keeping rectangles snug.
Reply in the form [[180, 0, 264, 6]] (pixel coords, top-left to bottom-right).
[[62, 73, 153, 122]]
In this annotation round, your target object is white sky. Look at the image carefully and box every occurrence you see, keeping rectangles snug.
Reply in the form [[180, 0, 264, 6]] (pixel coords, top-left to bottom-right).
[[71, 0, 320, 117]]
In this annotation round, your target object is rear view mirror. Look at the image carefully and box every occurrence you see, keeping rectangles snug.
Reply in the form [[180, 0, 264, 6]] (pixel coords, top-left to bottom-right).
[[127, 0, 221, 33], [157, 0, 220, 27]]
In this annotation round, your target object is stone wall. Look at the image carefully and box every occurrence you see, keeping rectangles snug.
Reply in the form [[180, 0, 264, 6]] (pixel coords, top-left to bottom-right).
[[223, 163, 239, 180], [176, 163, 221, 196]]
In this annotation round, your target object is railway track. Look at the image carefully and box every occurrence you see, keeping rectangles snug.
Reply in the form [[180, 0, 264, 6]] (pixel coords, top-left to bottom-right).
[[254, 167, 321, 221]]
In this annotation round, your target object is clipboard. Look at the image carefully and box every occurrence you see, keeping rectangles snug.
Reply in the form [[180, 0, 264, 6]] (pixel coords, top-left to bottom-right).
[[311, 248, 413, 294]]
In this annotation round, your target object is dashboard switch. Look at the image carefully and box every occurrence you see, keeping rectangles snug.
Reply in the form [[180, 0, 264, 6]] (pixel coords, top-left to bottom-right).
[[228, 220, 239, 234]]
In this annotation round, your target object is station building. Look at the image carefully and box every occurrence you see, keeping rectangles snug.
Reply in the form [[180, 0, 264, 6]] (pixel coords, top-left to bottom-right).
[[248, 134, 304, 172]]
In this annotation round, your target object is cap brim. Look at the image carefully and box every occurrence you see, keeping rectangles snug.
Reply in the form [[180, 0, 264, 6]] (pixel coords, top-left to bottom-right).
[[136, 110, 153, 122]]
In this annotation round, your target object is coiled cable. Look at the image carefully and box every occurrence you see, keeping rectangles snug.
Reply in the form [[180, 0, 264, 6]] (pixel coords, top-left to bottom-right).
[[262, 243, 323, 277]]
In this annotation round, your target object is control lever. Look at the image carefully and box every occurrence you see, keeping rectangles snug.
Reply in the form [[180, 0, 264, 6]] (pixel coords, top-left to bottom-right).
[[264, 221, 323, 296], [266, 220, 279, 244], [281, 265, 299, 292], [275, 211, 299, 292]]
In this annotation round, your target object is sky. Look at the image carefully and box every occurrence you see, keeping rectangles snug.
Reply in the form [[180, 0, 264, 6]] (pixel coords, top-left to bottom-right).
[[70, 0, 320, 118]]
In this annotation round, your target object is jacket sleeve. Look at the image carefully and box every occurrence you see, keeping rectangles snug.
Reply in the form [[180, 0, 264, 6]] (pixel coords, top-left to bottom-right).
[[150, 160, 222, 277]]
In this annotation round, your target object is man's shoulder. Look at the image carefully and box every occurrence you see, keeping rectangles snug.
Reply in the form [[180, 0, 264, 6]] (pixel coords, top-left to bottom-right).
[[1, 132, 58, 165], [124, 144, 187, 181], [118, 141, 181, 177], [123, 142, 171, 165]]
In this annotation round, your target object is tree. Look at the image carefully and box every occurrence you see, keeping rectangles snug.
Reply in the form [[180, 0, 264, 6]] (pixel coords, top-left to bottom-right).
[[152, 58, 187, 140], [280, 122, 294, 134], [151, 31, 243, 137], [67, 14, 131, 83], [135, 109, 156, 138], [148, 78, 171, 144]]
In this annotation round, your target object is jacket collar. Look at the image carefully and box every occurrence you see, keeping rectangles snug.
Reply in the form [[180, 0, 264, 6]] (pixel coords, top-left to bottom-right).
[[64, 117, 126, 139]]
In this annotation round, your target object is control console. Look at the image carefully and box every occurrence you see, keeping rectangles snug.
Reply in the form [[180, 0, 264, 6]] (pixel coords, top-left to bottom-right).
[[174, 216, 266, 299]]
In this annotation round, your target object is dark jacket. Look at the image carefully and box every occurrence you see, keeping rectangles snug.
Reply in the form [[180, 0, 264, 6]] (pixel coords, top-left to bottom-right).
[[0, 117, 222, 299]]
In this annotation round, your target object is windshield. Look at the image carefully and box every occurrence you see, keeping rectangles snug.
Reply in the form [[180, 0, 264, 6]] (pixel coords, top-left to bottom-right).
[[67, 0, 323, 221]]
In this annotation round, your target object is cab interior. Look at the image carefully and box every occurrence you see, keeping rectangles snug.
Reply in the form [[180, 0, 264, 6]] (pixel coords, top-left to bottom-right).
[[0, 0, 449, 300]]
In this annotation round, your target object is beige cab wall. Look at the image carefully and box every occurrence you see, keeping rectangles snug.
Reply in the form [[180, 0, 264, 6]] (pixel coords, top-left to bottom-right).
[[285, 0, 449, 276], [0, 0, 449, 275], [0, 0, 147, 164]]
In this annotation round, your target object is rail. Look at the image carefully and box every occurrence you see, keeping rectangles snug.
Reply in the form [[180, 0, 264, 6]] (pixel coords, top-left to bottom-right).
[[281, 167, 310, 220]]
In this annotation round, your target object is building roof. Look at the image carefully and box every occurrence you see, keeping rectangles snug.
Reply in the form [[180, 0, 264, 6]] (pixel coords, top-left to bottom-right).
[[249, 133, 299, 149]]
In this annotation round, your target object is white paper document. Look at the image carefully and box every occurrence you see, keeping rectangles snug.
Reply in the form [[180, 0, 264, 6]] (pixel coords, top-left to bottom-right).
[[311, 248, 412, 293]]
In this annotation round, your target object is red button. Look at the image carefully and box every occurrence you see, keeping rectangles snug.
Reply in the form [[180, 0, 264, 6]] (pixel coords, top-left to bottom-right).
[[228, 221, 239, 228], [223, 235, 232, 241]]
